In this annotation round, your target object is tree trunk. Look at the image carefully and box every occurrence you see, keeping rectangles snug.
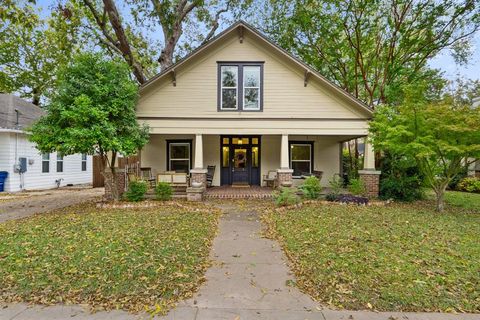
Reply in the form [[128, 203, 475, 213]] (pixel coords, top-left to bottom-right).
[[434, 183, 448, 212], [100, 152, 121, 201]]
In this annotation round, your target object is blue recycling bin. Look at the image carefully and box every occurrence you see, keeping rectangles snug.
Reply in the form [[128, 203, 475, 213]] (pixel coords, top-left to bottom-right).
[[0, 171, 8, 192]]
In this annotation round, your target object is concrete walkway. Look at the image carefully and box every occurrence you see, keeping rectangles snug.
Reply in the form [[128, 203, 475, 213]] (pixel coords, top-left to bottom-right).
[[0, 187, 104, 223], [0, 202, 479, 319]]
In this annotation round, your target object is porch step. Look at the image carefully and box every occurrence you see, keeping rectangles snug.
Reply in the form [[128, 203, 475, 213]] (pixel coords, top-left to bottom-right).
[[205, 186, 274, 199]]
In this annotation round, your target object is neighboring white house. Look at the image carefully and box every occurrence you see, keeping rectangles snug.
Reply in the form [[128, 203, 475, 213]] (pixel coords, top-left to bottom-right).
[[0, 94, 93, 192]]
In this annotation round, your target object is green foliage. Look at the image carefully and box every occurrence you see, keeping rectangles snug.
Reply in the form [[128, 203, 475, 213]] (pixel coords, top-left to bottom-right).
[[262, 0, 479, 106], [326, 174, 343, 201], [457, 177, 480, 193], [274, 187, 299, 207], [0, 1, 82, 104], [379, 152, 424, 202], [263, 202, 480, 312], [155, 182, 173, 201], [29, 52, 149, 162], [370, 92, 480, 211], [347, 178, 366, 196], [0, 203, 219, 312], [125, 181, 148, 202], [299, 176, 321, 199]]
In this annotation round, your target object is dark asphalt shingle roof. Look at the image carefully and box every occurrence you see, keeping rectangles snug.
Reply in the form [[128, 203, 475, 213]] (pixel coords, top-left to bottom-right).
[[0, 94, 44, 131]]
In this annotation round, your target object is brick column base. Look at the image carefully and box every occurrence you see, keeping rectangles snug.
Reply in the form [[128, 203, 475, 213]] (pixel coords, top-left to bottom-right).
[[358, 170, 381, 198], [277, 169, 294, 187], [103, 168, 125, 201], [190, 168, 207, 187], [187, 187, 205, 201]]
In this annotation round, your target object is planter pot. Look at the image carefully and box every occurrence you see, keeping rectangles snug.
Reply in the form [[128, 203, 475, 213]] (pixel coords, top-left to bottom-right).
[[191, 182, 203, 188]]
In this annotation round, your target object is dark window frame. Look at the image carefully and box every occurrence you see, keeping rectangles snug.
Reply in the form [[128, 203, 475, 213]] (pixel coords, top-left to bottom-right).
[[289, 141, 314, 178], [166, 140, 193, 173], [217, 62, 264, 112], [42, 153, 50, 173]]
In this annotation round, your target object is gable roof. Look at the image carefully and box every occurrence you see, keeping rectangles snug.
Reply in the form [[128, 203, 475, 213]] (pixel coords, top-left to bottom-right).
[[0, 94, 44, 131], [140, 20, 372, 116]]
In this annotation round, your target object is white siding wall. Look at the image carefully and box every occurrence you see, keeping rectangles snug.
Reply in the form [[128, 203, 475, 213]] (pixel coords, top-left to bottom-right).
[[0, 132, 93, 192]]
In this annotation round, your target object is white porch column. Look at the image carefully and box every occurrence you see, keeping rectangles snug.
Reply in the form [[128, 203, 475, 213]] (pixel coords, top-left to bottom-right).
[[280, 134, 289, 169], [277, 134, 294, 187], [189, 133, 207, 197], [194, 133, 203, 169], [363, 137, 375, 170], [359, 136, 381, 197]]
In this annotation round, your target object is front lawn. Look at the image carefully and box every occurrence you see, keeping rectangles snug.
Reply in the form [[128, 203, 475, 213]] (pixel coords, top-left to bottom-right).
[[0, 202, 220, 313], [438, 190, 480, 211], [263, 202, 480, 312]]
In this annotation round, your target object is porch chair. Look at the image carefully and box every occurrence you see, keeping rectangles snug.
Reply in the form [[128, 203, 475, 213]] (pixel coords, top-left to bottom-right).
[[206, 165, 216, 187], [263, 170, 277, 188], [140, 167, 156, 188]]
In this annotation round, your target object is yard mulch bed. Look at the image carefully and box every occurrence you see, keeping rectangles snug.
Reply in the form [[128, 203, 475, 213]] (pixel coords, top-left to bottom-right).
[[263, 200, 480, 313], [0, 201, 221, 314]]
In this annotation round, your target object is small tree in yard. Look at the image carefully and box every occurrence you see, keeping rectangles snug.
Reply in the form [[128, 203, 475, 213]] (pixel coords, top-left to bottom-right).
[[370, 99, 480, 212], [30, 53, 149, 200]]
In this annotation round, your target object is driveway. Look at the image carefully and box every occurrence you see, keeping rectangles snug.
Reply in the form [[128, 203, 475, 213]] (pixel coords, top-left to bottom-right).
[[0, 187, 104, 223]]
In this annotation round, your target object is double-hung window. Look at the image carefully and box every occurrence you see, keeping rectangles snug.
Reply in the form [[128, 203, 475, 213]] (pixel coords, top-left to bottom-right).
[[81, 154, 87, 171], [56, 154, 63, 173], [289, 142, 313, 177], [218, 62, 263, 111], [42, 153, 50, 173], [167, 140, 192, 173]]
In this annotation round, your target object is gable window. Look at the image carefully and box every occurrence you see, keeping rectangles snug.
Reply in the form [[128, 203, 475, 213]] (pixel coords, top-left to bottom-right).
[[218, 62, 263, 111], [56, 154, 63, 173], [167, 140, 192, 173], [81, 154, 87, 171], [289, 142, 313, 177], [42, 153, 50, 173]]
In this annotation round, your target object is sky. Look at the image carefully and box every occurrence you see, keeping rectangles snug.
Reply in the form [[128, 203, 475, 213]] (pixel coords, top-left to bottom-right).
[[35, 0, 480, 81]]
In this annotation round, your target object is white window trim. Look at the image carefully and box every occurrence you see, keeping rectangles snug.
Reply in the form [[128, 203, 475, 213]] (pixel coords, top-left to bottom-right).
[[290, 144, 312, 178], [243, 66, 261, 111], [220, 66, 239, 110], [42, 153, 50, 173], [81, 154, 87, 171], [169, 143, 191, 172], [56, 154, 64, 173]]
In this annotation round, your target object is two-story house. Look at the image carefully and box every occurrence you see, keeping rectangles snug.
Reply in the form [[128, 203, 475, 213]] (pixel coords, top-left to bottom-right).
[[136, 21, 379, 197]]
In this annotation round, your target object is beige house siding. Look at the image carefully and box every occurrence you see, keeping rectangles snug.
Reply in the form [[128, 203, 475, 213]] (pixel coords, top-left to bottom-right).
[[137, 29, 370, 124], [141, 134, 340, 187]]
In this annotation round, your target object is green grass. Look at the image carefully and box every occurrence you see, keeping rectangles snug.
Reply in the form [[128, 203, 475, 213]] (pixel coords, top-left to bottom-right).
[[263, 202, 480, 312], [440, 191, 480, 211], [0, 202, 220, 313]]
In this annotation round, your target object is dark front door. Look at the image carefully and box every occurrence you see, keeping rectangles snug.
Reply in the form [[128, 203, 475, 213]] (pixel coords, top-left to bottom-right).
[[220, 136, 261, 186], [232, 147, 249, 185]]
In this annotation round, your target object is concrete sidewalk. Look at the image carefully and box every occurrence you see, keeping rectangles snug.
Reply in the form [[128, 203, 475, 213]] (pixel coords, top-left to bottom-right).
[[1, 202, 479, 319]]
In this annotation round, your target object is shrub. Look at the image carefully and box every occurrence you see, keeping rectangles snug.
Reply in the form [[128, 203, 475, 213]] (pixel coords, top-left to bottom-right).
[[274, 187, 299, 206], [348, 178, 366, 196], [326, 174, 343, 201], [378, 152, 424, 202], [449, 167, 468, 190], [124, 181, 148, 202], [299, 176, 322, 199], [155, 182, 173, 200], [457, 177, 480, 193]]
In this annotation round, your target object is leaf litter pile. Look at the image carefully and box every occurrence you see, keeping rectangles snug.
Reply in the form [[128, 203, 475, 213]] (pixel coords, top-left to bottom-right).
[[0, 202, 220, 314], [263, 202, 480, 313]]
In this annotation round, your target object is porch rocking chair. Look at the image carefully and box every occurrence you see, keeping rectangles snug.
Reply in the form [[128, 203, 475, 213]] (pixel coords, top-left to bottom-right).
[[263, 170, 277, 188], [206, 165, 216, 187]]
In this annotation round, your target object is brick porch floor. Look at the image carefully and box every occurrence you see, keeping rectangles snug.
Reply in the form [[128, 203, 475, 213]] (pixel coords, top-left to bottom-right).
[[205, 186, 274, 199]]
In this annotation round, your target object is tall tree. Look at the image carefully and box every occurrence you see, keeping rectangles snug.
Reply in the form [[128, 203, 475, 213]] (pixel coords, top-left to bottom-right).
[[0, 1, 81, 105], [369, 88, 480, 212], [259, 0, 480, 106], [76, 0, 252, 84], [29, 53, 149, 200]]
